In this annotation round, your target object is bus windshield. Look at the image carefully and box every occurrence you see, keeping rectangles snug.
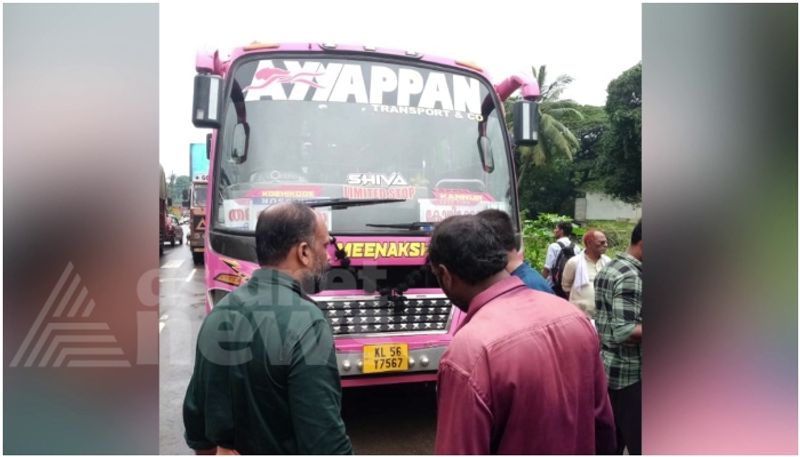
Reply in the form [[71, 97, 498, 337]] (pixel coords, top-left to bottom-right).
[[214, 56, 515, 233]]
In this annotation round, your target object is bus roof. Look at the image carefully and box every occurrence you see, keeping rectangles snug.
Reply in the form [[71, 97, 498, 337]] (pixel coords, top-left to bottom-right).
[[197, 42, 493, 80], [196, 43, 540, 102]]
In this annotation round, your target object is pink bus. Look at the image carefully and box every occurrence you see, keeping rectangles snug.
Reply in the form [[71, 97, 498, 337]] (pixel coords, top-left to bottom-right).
[[191, 42, 540, 387]]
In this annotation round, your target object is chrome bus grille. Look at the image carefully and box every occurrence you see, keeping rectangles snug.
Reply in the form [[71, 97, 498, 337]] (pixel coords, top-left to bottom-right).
[[314, 295, 453, 335]]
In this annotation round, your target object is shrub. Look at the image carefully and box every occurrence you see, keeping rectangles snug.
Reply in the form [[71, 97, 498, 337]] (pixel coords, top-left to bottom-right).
[[521, 213, 584, 271], [521, 214, 636, 271]]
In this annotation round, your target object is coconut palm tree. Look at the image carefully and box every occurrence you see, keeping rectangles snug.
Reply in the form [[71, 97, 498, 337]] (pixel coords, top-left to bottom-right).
[[516, 65, 582, 170], [535, 65, 573, 102]]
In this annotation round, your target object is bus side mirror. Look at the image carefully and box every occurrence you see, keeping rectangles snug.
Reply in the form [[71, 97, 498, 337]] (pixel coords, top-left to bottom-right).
[[512, 101, 539, 146], [192, 74, 223, 128]]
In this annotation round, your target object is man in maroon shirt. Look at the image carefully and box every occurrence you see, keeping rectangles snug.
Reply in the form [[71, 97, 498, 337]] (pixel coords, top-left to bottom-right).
[[428, 215, 617, 454]]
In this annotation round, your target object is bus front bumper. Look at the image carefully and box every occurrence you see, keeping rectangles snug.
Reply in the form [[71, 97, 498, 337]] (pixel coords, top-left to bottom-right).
[[336, 345, 446, 387]]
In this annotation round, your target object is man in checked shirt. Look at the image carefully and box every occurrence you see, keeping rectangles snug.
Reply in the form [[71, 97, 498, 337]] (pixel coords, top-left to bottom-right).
[[594, 219, 643, 455]]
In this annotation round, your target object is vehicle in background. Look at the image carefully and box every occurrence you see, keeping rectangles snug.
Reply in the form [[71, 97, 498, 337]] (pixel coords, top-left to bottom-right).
[[159, 165, 168, 256], [189, 179, 208, 264], [164, 215, 183, 247], [192, 42, 540, 387]]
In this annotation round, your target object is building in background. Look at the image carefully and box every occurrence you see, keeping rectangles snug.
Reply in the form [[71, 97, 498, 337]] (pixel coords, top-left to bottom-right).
[[574, 192, 641, 222]]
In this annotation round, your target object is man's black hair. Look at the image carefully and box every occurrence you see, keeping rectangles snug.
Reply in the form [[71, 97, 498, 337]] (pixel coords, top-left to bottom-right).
[[631, 219, 642, 245], [476, 209, 517, 251], [557, 221, 573, 237], [255, 202, 318, 266], [428, 215, 508, 285]]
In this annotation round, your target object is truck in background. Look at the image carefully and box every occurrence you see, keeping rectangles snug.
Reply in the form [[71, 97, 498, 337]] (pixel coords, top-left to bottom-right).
[[189, 178, 208, 264], [189, 141, 210, 264], [159, 165, 168, 256], [191, 42, 540, 387]]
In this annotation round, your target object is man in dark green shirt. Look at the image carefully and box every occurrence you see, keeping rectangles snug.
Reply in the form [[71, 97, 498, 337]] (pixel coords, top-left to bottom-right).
[[183, 202, 353, 454]]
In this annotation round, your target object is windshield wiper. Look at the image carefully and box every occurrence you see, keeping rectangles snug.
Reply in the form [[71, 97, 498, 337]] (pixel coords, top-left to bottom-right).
[[366, 221, 436, 232], [304, 198, 405, 210]]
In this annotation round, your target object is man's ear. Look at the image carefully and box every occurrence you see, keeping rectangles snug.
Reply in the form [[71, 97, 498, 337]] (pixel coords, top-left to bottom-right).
[[296, 241, 312, 267], [438, 264, 453, 290]]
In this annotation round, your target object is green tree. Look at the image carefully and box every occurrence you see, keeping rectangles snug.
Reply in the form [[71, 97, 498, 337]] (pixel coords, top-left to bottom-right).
[[506, 63, 639, 219], [526, 65, 582, 165], [503, 65, 582, 217], [517, 158, 574, 217], [597, 63, 641, 203], [168, 175, 191, 206], [536, 66, 573, 102], [504, 66, 582, 193], [558, 102, 610, 193], [514, 101, 609, 218]]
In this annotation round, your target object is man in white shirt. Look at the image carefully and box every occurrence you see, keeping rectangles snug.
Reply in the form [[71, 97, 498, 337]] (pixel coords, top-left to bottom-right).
[[542, 221, 575, 287], [561, 229, 611, 318]]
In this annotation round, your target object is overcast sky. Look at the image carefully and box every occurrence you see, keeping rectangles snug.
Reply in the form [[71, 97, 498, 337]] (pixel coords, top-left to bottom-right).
[[160, 0, 641, 177]]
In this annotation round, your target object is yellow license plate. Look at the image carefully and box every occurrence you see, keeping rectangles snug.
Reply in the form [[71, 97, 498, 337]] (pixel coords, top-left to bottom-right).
[[362, 343, 408, 374]]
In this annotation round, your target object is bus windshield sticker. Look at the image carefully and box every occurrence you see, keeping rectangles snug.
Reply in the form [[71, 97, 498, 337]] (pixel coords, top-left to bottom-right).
[[222, 199, 252, 229], [222, 195, 331, 231], [419, 199, 509, 223], [245, 185, 322, 199], [432, 188, 496, 205], [343, 172, 415, 200], [244, 60, 483, 121]]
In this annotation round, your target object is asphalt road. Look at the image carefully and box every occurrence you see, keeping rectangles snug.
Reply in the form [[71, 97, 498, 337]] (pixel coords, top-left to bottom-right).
[[158, 228, 437, 454]]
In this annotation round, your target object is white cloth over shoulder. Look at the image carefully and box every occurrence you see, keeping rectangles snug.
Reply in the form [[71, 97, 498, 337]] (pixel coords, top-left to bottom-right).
[[573, 254, 590, 290], [574, 253, 611, 290]]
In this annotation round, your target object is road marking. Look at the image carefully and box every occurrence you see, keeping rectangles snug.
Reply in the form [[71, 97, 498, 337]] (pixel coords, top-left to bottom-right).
[[159, 322, 166, 333], [161, 260, 184, 269], [185, 268, 197, 282]]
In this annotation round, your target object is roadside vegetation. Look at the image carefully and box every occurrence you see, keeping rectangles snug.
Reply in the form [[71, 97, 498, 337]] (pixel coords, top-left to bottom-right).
[[522, 213, 636, 271]]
